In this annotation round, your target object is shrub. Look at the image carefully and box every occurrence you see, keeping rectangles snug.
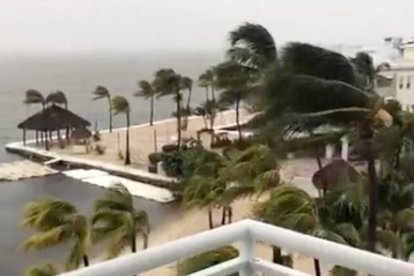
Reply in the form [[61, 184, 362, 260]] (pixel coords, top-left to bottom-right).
[[177, 246, 238, 275], [161, 152, 184, 177], [162, 143, 179, 153], [148, 152, 163, 164], [148, 163, 158, 173], [94, 144, 106, 155], [92, 131, 101, 142]]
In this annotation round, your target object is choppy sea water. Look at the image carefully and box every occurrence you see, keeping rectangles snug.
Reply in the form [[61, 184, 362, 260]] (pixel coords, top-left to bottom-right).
[[0, 51, 220, 275]]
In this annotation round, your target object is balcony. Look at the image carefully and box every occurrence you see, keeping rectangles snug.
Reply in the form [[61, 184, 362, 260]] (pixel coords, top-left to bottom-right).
[[60, 219, 413, 276]]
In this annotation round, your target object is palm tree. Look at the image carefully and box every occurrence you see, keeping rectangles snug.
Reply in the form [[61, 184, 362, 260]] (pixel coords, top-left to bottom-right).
[[135, 80, 157, 126], [254, 42, 392, 252], [92, 183, 150, 257], [154, 69, 184, 148], [181, 76, 193, 110], [25, 264, 57, 276], [112, 96, 131, 165], [93, 86, 113, 132], [24, 89, 46, 110], [227, 22, 277, 73], [198, 70, 213, 101], [352, 52, 375, 91], [24, 89, 46, 144], [21, 198, 90, 270], [254, 185, 360, 276], [215, 61, 253, 141], [46, 91, 68, 108]]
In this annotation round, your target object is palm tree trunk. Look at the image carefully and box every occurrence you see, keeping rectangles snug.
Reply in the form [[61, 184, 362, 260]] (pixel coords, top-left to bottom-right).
[[313, 258, 321, 276], [228, 206, 233, 223], [143, 233, 149, 249], [367, 141, 378, 252], [186, 89, 192, 110], [211, 86, 216, 102], [108, 97, 113, 133], [235, 97, 242, 141], [150, 94, 154, 126], [272, 246, 283, 264], [205, 87, 210, 101], [131, 234, 137, 253], [360, 120, 378, 252], [208, 208, 214, 229], [83, 255, 89, 267], [176, 91, 182, 149], [221, 207, 226, 225], [125, 112, 131, 165]]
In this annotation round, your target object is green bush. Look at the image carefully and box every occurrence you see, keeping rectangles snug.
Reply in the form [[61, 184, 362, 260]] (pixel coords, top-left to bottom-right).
[[92, 131, 101, 142], [148, 152, 163, 164], [177, 246, 238, 275], [162, 143, 179, 153], [161, 152, 184, 177], [148, 163, 158, 173]]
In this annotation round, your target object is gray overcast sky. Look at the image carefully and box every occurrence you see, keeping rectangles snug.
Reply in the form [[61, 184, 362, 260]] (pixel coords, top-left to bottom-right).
[[1, 0, 413, 53]]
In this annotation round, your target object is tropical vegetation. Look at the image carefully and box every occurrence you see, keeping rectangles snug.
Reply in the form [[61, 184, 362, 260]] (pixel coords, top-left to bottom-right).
[[111, 95, 131, 165], [92, 85, 113, 132]]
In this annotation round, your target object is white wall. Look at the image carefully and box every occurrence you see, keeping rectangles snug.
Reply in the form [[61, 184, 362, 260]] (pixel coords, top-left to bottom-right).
[[395, 71, 414, 111]]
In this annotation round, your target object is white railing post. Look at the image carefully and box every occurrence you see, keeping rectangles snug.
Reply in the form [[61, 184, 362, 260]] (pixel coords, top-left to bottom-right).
[[237, 236, 254, 276]]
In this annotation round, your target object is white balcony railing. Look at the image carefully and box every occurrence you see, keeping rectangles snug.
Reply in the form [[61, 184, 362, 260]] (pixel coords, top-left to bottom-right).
[[60, 219, 414, 276]]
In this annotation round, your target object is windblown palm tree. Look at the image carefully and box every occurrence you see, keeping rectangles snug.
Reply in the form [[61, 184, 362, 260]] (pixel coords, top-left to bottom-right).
[[181, 76, 193, 110], [227, 22, 277, 73], [112, 96, 131, 165], [255, 42, 392, 252], [93, 86, 113, 132], [25, 264, 57, 276], [198, 69, 214, 101], [352, 52, 376, 91], [92, 183, 150, 257], [21, 198, 91, 270], [154, 69, 184, 148], [46, 91, 68, 108], [216, 61, 254, 140], [254, 185, 360, 276], [135, 80, 157, 126], [24, 90, 45, 110]]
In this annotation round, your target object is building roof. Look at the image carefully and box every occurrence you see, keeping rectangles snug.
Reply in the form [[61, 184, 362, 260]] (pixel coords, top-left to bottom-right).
[[18, 104, 90, 131]]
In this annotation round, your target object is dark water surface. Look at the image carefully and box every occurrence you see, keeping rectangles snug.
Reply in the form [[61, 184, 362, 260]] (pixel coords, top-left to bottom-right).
[[0, 52, 220, 275]]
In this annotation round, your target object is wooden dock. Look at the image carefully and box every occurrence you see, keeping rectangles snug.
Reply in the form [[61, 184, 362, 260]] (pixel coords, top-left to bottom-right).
[[0, 160, 57, 181]]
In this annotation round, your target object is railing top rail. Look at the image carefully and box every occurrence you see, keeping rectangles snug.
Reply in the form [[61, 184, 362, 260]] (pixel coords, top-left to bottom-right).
[[60, 219, 414, 276]]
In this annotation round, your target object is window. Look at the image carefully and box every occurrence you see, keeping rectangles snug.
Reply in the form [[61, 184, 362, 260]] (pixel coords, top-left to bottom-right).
[[407, 76, 412, 89], [399, 77, 404, 89]]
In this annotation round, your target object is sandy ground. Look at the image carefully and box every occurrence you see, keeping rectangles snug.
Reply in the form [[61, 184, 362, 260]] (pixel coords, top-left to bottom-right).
[[50, 110, 251, 170]]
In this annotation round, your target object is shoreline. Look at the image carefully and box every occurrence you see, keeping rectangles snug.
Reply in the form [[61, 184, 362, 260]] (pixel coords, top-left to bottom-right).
[[4, 110, 251, 203]]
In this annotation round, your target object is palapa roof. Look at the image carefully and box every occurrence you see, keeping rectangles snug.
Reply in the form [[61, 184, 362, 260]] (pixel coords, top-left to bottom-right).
[[18, 104, 90, 131]]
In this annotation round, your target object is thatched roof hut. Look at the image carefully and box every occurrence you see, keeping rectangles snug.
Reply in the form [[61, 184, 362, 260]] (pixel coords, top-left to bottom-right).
[[71, 127, 92, 141], [18, 105, 90, 149], [18, 104, 90, 131]]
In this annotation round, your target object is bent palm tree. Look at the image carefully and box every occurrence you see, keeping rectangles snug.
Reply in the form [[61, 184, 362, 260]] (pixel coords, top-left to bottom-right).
[[112, 96, 131, 165], [198, 70, 213, 101], [216, 61, 253, 140], [46, 91, 68, 108], [24, 89, 45, 110], [25, 264, 57, 276], [92, 183, 150, 257], [135, 80, 157, 126], [181, 76, 193, 110], [256, 42, 392, 252], [228, 22, 277, 72], [21, 198, 90, 270], [254, 185, 359, 276], [154, 69, 184, 148], [93, 86, 113, 132]]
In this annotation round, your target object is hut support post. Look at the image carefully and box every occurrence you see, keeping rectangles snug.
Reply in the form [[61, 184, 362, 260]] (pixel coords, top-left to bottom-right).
[[22, 129, 26, 146], [45, 131, 49, 151], [58, 129, 63, 148], [35, 130, 39, 145], [40, 131, 44, 143]]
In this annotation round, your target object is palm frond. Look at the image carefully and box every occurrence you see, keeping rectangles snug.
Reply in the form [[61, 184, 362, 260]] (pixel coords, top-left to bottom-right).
[[111, 96, 130, 115], [25, 263, 57, 276], [21, 225, 72, 251], [92, 86, 110, 100]]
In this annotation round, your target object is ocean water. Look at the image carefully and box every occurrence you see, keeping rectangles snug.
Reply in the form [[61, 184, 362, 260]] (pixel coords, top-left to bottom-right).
[[0, 51, 221, 275]]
